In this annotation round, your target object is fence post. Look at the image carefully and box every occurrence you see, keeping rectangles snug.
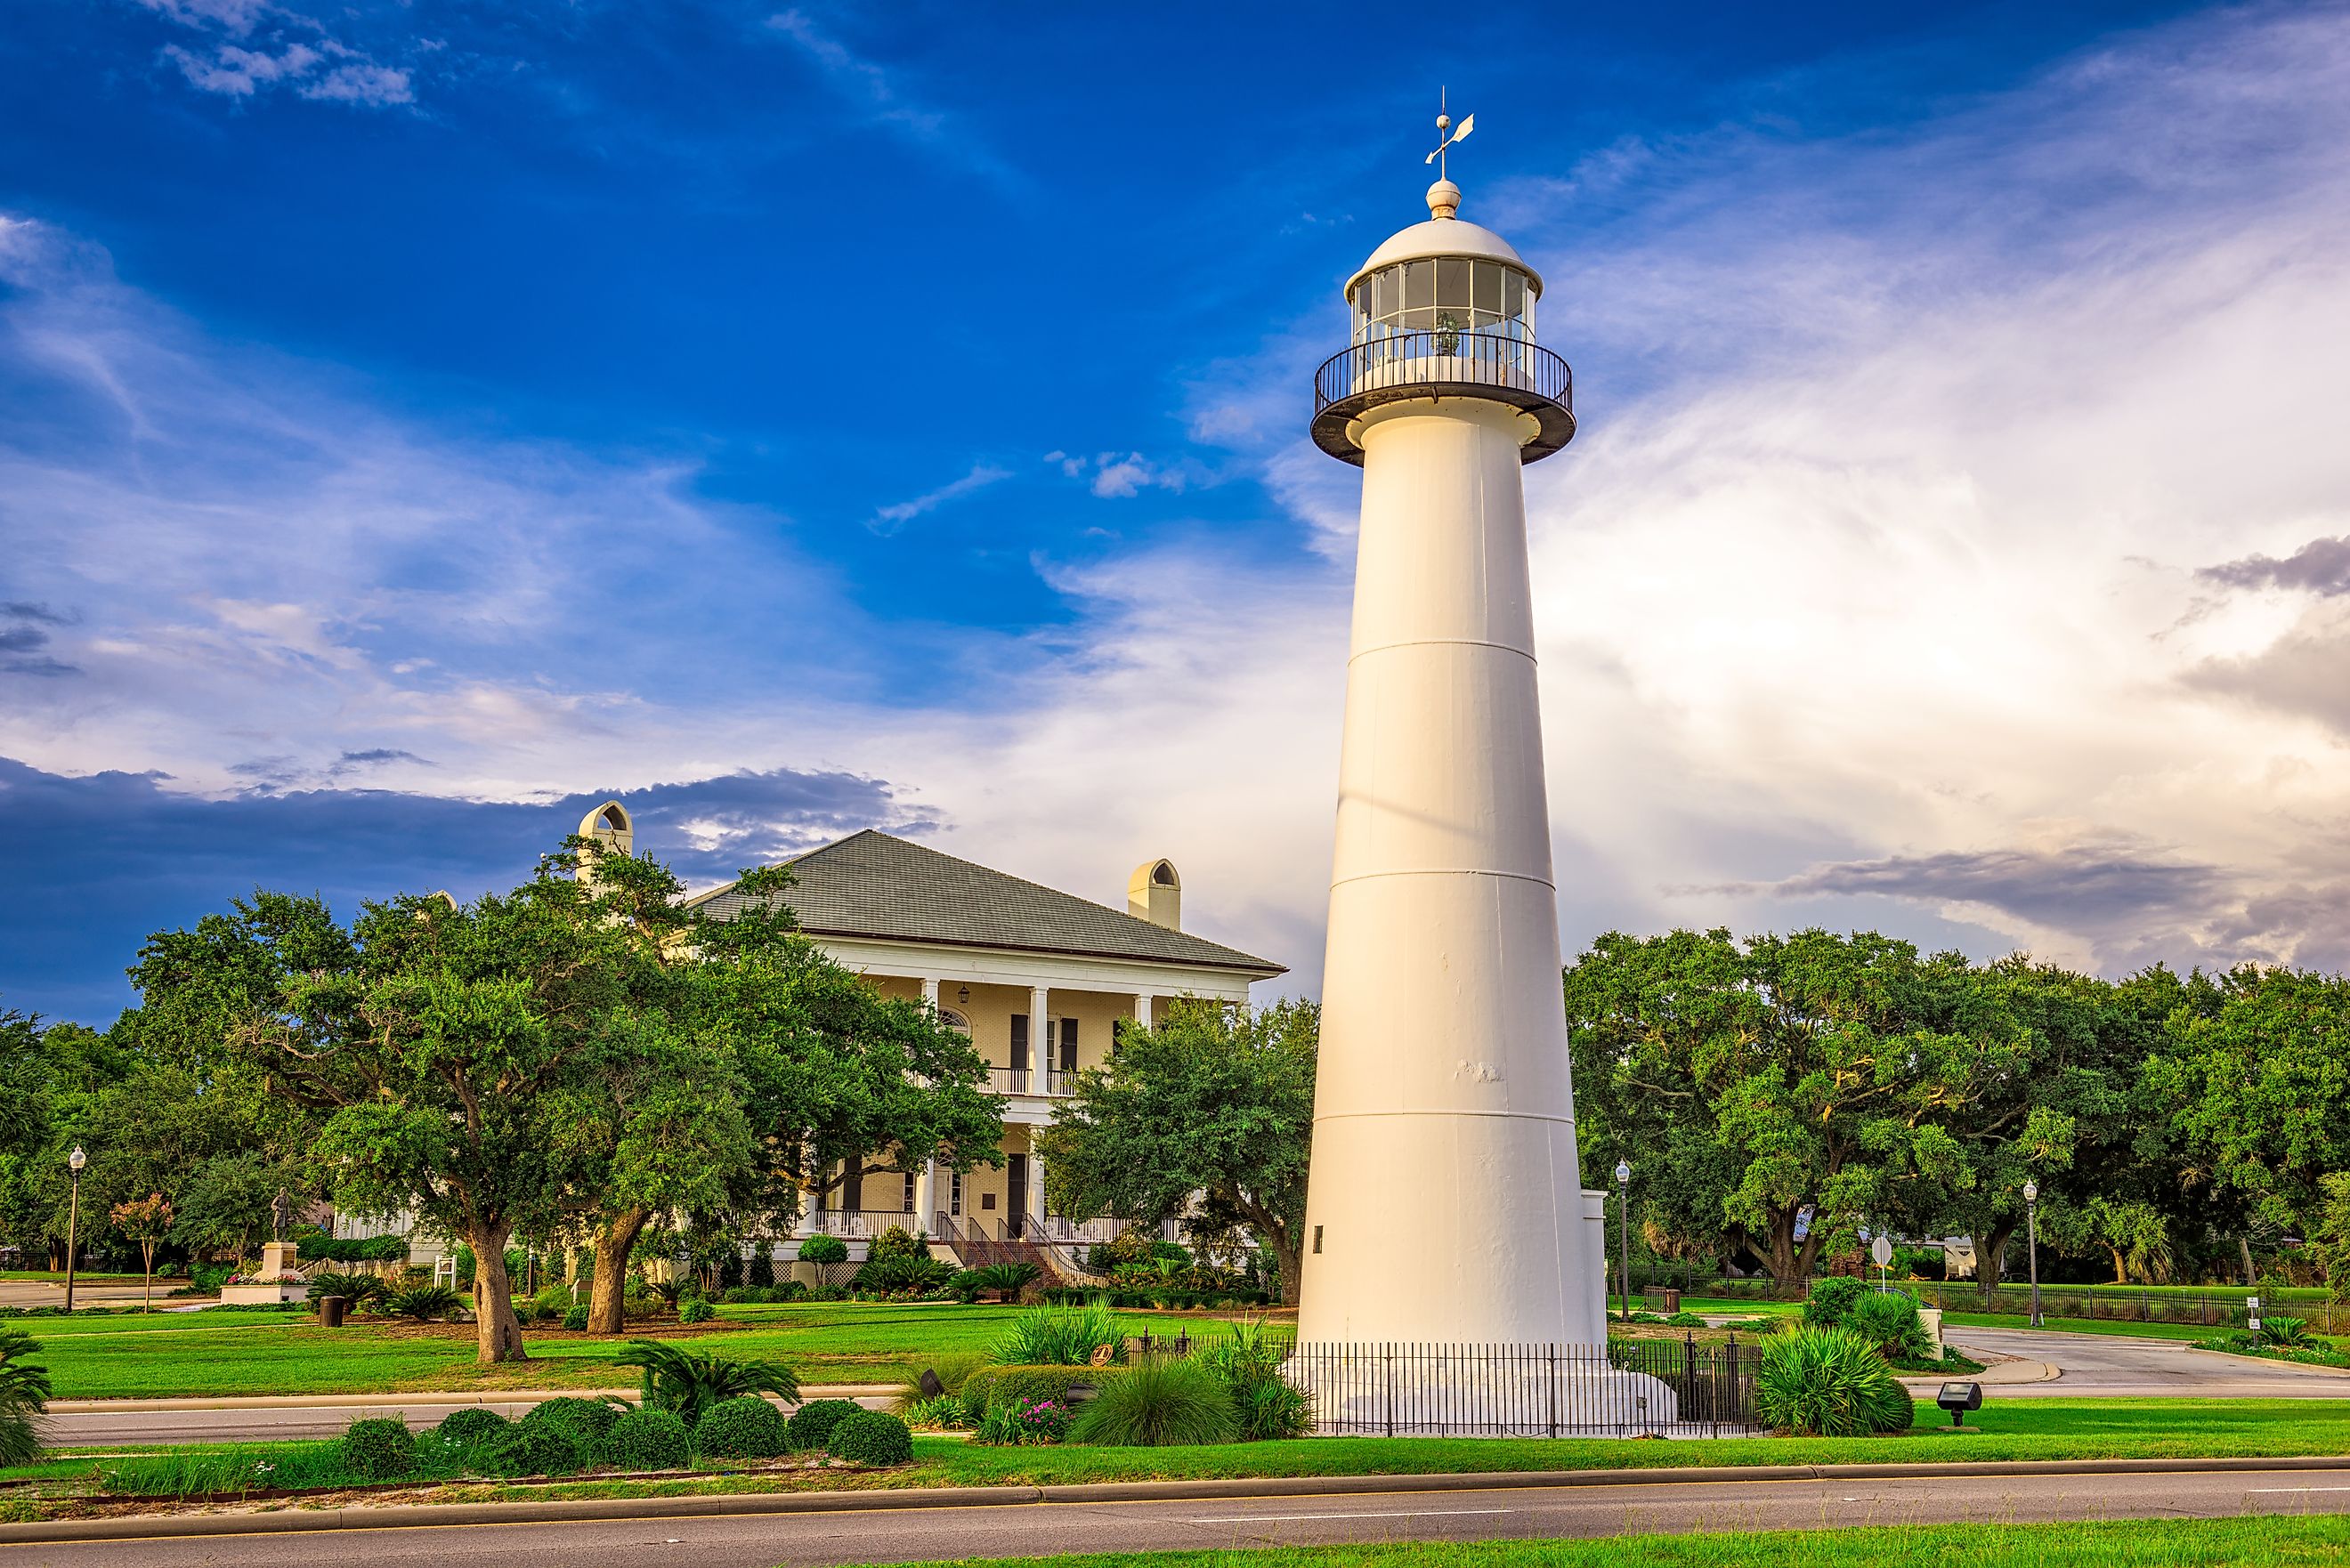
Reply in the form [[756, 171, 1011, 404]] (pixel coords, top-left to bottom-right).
[[1383, 1346, 1395, 1440], [1546, 1343, 1558, 1439]]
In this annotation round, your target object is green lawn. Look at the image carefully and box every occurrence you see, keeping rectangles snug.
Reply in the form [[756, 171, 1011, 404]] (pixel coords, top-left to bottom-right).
[[818, 1519, 2350, 1568], [18, 1302, 1197, 1400], [10, 1400, 2350, 1500]]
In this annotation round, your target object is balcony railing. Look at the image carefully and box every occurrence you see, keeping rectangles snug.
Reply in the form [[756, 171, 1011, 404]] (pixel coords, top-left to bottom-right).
[[797, 1207, 920, 1239], [989, 1066, 1079, 1097], [1310, 329, 1575, 465]]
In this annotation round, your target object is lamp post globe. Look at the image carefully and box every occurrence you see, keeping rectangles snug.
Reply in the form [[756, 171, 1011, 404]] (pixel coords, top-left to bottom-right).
[[63, 1144, 87, 1313], [2022, 1180, 2042, 1329]]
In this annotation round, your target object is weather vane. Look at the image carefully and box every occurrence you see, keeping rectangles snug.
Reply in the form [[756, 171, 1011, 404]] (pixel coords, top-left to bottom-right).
[[1425, 86, 1474, 182]]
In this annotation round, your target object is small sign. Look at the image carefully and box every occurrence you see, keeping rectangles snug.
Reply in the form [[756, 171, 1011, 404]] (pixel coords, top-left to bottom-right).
[[1870, 1235, 1893, 1268]]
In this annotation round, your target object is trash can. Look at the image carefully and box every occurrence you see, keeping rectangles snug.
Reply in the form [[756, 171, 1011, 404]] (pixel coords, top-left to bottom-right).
[[318, 1294, 347, 1328], [1646, 1289, 1681, 1313]]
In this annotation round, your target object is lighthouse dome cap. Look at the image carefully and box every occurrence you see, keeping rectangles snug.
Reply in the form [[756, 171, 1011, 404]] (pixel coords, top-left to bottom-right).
[[1346, 180, 1543, 301]]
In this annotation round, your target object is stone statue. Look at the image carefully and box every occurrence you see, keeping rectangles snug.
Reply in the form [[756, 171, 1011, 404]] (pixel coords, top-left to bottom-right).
[[270, 1188, 295, 1242]]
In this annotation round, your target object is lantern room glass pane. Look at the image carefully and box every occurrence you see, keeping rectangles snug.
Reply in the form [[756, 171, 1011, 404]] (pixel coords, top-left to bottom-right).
[[1503, 270, 1525, 320], [1375, 265, 1398, 320], [1473, 262, 1503, 316], [1404, 260, 1433, 311], [1437, 256, 1469, 309]]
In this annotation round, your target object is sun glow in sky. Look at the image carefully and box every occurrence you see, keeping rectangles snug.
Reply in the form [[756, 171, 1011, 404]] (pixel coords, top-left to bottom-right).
[[7, 1, 2350, 1019]]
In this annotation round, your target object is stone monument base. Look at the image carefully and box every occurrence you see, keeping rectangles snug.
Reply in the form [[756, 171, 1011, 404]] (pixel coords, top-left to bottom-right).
[[221, 1240, 307, 1305]]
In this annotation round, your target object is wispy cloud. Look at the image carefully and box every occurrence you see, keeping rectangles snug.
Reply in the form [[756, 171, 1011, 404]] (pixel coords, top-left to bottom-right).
[[870, 463, 1010, 533], [763, 8, 1016, 185], [137, 0, 417, 109]]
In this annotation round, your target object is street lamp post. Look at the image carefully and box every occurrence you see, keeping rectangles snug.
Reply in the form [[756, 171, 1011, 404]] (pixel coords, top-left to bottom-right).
[[1614, 1160, 1632, 1321], [62, 1145, 87, 1313], [2022, 1179, 2042, 1329]]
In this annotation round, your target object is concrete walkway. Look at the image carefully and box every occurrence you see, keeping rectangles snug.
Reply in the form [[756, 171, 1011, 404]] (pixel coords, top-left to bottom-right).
[[1940, 1326, 2350, 1398]]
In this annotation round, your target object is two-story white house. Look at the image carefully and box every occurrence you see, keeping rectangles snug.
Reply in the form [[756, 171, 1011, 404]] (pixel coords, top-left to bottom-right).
[[685, 824, 1285, 1272]]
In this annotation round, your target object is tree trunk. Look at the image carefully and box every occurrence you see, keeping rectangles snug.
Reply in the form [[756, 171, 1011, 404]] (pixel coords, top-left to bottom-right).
[[468, 1223, 529, 1363], [1973, 1224, 2015, 1305], [2110, 1246, 2128, 1285], [2241, 1235, 2257, 1288], [1762, 1210, 1806, 1295], [588, 1205, 652, 1335], [1268, 1224, 1304, 1308]]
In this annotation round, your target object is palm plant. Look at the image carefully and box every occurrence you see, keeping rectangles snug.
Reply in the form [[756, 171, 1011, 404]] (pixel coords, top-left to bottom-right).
[[304, 1270, 388, 1308], [0, 1328, 52, 1466], [384, 1284, 464, 1321], [614, 1338, 800, 1431], [2259, 1315, 2315, 1347], [969, 1262, 1041, 1304]]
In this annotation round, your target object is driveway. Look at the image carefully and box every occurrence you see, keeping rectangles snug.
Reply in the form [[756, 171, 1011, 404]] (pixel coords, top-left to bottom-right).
[[1945, 1326, 2350, 1398]]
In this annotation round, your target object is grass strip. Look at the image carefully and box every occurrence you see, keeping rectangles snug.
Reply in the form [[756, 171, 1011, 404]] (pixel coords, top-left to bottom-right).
[[9, 1400, 2350, 1499], [810, 1517, 2350, 1568]]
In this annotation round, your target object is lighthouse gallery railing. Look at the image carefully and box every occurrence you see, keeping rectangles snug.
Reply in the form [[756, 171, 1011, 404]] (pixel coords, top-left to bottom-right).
[[1313, 330, 1572, 419]]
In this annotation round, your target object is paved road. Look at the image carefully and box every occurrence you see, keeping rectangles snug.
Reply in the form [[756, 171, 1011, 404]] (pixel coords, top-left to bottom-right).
[[11, 1464, 2350, 1567], [0, 1284, 170, 1311], [1946, 1327, 2350, 1398]]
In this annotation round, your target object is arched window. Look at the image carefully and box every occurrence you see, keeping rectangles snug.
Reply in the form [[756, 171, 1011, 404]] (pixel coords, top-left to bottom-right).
[[937, 1007, 971, 1035]]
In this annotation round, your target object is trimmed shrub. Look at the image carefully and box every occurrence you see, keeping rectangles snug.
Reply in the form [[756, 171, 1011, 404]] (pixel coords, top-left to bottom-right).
[[1754, 1325, 1913, 1436], [680, 1297, 716, 1325], [991, 1301, 1126, 1367], [562, 1305, 589, 1331], [604, 1408, 692, 1470], [434, 1406, 509, 1446], [693, 1394, 791, 1459], [797, 1234, 848, 1265], [785, 1397, 863, 1451], [485, 1420, 586, 1477], [958, 1364, 1108, 1425], [748, 1249, 775, 1288], [827, 1410, 913, 1466], [1069, 1357, 1238, 1447], [1802, 1275, 1868, 1328], [524, 1396, 624, 1450], [339, 1417, 417, 1480], [717, 1253, 744, 1291]]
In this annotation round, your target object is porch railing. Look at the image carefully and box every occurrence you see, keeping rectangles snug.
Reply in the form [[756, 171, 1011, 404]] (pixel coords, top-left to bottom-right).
[[798, 1208, 920, 1240]]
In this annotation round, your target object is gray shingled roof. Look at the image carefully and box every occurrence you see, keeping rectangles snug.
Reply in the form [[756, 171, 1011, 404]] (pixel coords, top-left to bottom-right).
[[688, 830, 1284, 975]]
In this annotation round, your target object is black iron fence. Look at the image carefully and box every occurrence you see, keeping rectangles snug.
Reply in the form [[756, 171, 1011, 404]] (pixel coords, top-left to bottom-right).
[[1312, 330, 1572, 417], [1284, 1338, 1759, 1438]]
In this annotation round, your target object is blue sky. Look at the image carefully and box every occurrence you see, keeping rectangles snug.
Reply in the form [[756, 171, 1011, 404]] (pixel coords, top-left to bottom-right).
[[8, 0, 2350, 1022]]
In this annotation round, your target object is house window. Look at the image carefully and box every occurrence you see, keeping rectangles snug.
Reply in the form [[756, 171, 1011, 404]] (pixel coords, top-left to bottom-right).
[[902, 1171, 917, 1214], [950, 1171, 963, 1216]]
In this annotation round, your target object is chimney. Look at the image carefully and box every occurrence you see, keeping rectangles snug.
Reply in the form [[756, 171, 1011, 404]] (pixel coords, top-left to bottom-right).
[[1127, 858, 1182, 931]]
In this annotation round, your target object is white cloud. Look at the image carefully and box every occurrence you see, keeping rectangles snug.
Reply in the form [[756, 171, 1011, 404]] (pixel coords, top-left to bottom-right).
[[138, 0, 417, 109], [870, 463, 1010, 533]]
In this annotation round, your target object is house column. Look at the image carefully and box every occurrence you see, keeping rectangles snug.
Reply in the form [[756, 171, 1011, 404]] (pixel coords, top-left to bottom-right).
[[1131, 991, 1155, 1039], [919, 975, 941, 1012], [1029, 984, 1049, 1083], [1026, 1151, 1047, 1229], [914, 1158, 937, 1234]]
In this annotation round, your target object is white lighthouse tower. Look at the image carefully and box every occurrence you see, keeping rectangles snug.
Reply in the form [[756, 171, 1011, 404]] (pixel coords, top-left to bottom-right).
[[1299, 117, 1607, 1350]]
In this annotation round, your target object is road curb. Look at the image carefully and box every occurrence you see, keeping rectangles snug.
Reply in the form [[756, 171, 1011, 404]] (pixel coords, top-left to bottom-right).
[[4, 1454, 2347, 1545]]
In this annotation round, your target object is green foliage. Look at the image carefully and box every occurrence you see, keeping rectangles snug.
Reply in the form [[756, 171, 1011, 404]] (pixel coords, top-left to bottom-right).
[[976, 1396, 1074, 1445], [785, 1396, 863, 1451], [1195, 1317, 1312, 1440], [1846, 1292, 1936, 1362], [602, 1408, 691, 1470], [523, 1395, 625, 1450], [826, 1409, 915, 1465], [693, 1394, 791, 1458], [991, 1300, 1123, 1365], [1070, 1355, 1240, 1447], [855, 1251, 957, 1293], [383, 1284, 462, 1321], [1039, 998, 1318, 1305], [748, 1249, 775, 1288], [296, 1232, 409, 1263], [959, 1364, 1109, 1424], [562, 1304, 589, 1331], [902, 1394, 968, 1429], [797, 1234, 848, 1265], [484, 1419, 587, 1476], [969, 1260, 1042, 1302], [1802, 1276, 1868, 1326], [338, 1416, 417, 1479], [680, 1297, 716, 1324], [616, 1338, 799, 1430], [2260, 1316, 2315, 1347], [304, 1270, 387, 1307], [0, 1328, 52, 1466], [433, 1406, 508, 1446], [1754, 1325, 1914, 1436]]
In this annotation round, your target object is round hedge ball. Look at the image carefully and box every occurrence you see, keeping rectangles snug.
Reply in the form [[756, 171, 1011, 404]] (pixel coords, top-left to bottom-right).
[[434, 1406, 510, 1446], [603, 1408, 693, 1471], [825, 1410, 913, 1467], [784, 1397, 862, 1452], [340, 1417, 418, 1480], [524, 1395, 623, 1447], [484, 1420, 587, 1477], [693, 1394, 791, 1459]]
